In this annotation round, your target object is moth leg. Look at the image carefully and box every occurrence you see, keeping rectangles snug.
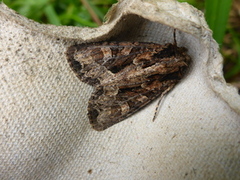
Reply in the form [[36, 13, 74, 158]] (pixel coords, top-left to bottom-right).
[[152, 85, 175, 121]]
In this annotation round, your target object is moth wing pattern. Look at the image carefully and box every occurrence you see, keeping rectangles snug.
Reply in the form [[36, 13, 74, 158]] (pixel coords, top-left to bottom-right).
[[66, 41, 191, 131], [88, 81, 178, 131]]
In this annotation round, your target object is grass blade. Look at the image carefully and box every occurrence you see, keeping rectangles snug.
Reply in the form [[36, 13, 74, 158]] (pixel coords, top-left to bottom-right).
[[205, 0, 233, 45]]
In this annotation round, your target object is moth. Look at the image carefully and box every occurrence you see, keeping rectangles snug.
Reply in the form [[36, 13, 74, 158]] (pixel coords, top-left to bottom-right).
[[66, 31, 191, 131]]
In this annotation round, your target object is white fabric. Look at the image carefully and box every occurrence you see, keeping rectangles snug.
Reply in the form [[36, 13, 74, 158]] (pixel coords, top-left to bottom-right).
[[0, 0, 239, 179]]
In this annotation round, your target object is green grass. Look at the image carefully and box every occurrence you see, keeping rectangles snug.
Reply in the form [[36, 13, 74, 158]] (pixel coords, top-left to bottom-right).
[[3, 0, 117, 27], [204, 0, 239, 82], [205, 0, 232, 46], [2, 0, 239, 83]]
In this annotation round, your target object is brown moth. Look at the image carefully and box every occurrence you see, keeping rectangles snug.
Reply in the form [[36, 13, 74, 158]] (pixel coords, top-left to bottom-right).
[[66, 32, 191, 131]]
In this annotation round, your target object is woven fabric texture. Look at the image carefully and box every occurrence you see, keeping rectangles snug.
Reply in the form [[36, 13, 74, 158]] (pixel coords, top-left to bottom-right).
[[0, 1, 239, 179]]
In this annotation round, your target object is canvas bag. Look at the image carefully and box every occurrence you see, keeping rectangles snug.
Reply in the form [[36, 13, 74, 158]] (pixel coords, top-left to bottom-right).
[[0, 0, 239, 179]]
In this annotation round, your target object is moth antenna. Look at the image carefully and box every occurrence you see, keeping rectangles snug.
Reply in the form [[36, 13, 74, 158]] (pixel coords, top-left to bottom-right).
[[173, 29, 178, 56], [173, 29, 177, 46]]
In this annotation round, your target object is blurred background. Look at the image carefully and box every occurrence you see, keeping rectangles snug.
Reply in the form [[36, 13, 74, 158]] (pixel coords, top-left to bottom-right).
[[3, 0, 240, 89]]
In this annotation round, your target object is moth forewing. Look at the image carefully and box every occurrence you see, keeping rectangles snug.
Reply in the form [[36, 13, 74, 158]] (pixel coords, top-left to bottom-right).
[[66, 36, 191, 131]]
